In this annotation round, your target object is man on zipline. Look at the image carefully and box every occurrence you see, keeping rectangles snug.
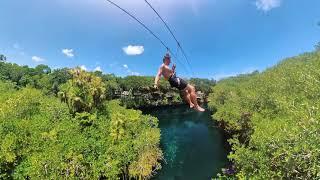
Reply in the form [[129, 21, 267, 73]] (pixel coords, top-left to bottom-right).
[[154, 53, 205, 112]]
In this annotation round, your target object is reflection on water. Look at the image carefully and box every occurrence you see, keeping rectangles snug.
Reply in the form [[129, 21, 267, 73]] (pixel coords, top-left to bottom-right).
[[143, 105, 229, 180]]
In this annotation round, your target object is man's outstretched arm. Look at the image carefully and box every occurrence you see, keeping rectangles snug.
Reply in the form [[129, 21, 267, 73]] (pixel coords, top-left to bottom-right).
[[154, 66, 162, 88]]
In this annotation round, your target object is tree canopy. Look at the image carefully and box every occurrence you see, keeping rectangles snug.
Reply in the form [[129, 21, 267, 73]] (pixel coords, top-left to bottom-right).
[[209, 51, 320, 179], [0, 67, 163, 179], [0, 54, 6, 62], [0, 60, 213, 109]]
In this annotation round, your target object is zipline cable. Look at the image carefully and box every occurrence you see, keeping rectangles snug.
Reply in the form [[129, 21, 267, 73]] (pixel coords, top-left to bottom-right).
[[105, 0, 191, 75], [106, 0, 168, 50], [144, 0, 195, 77]]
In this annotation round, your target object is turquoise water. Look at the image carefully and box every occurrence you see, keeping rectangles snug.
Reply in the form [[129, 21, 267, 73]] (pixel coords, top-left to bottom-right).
[[143, 105, 229, 180]]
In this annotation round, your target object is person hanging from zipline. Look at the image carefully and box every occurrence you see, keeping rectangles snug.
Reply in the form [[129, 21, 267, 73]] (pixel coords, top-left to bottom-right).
[[154, 53, 205, 112]]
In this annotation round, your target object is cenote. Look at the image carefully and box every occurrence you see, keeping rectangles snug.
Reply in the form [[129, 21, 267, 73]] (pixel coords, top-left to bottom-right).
[[143, 104, 230, 180]]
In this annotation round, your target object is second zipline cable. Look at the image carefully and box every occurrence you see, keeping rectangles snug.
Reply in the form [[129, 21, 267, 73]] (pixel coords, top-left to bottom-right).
[[105, 0, 192, 75], [144, 0, 195, 76]]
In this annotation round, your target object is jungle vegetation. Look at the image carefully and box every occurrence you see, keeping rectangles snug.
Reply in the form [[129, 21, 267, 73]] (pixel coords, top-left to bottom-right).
[[209, 51, 320, 179], [0, 60, 163, 179], [0, 55, 214, 179], [0, 58, 215, 109]]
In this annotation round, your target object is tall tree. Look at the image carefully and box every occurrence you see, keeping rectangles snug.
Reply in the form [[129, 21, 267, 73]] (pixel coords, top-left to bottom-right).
[[315, 42, 320, 51], [35, 64, 51, 74], [58, 68, 106, 114], [0, 55, 6, 62]]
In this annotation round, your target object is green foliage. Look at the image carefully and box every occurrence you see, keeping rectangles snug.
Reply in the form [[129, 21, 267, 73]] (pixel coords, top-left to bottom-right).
[[119, 76, 154, 91], [117, 76, 178, 108], [117, 76, 214, 108], [0, 54, 6, 62], [0, 77, 162, 179], [59, 68, 106, 114], [189, 78, 216, 95], [0, 62, 27, 83], [209, 51, 320, 179], [50, 68, 72, 85], [0, 86, 72, 179], [0, 81, 16, 102], [100, 73, 121, 100], [0, 58, 216, 178], [0, 58, 213, 108], [315, 42, 320, 51], [0, 61, 71, 95], [34, 64, 51, 74], [106, 101, 163, 179]]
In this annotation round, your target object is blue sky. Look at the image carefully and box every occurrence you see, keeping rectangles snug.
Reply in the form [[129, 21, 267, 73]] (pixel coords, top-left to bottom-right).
[[1, 0, 319, 79]]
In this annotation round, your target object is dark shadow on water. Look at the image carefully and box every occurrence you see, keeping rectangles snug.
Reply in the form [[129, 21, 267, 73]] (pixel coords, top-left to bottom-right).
[[142, 104, 230, 180]]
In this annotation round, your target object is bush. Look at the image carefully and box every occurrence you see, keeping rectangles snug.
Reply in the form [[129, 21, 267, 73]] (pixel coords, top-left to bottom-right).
[[0, 72, 162, 179], [209, 51, 320, 179]]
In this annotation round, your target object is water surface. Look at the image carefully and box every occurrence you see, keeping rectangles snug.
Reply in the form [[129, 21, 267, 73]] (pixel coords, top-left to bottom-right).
[[143, 105, 229, 180]]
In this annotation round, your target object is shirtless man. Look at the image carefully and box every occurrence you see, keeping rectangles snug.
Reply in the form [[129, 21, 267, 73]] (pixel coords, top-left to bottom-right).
[[154, 53, 205, 112]]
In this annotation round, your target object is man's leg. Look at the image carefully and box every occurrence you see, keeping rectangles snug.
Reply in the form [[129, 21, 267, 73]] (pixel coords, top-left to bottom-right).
[[185, 85, 205, 112], [183, 90, 194, 108]]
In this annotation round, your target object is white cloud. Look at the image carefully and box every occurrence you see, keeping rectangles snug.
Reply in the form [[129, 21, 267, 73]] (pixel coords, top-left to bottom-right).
[[123, 64, 129, 69], [255, 0, 281, 12], [122, 45, 144, 56], [62, 49, 74, 58], [80, 65, 87, 71], [32, 56, 45, 62], [94, 66, 102, 72]]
